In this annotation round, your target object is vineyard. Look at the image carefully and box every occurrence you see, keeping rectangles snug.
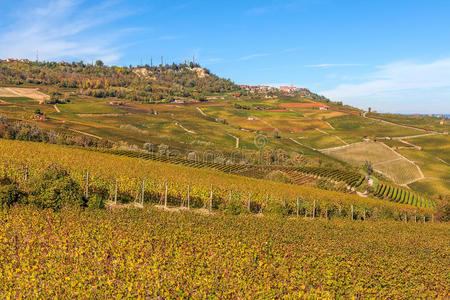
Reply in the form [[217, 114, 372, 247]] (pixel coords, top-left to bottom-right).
[[321, 141, 424, 185], [0, 140, 434, 219], [90, 148, 365, 190], [374, 182, 435, 209], [0, 206, 448, 298]]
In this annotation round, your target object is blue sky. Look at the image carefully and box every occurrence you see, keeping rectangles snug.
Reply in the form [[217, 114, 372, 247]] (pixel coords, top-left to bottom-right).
[[1, 0, 449, 113]]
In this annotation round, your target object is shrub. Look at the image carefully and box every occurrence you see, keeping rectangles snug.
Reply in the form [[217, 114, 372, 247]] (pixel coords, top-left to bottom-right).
[[264, 200, 289, 216], [0, 184, 25, 208], [87, 194, 105, 209], [265, 171, 293, 184], [23, 164, 85, 210], [223, 200, 247, 215]]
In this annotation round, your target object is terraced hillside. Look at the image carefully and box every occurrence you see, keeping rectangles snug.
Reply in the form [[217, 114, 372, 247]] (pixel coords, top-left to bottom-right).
[[0, 139, 433, 217], [91, 148, 365, 190], [374, 182, 434, 208], [0, 61, 448, 200], [321, 141, 423, 184]]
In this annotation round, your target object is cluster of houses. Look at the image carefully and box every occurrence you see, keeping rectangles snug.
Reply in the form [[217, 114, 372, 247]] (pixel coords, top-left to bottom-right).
[[239, 85, 277, 91], [239, 84, 311, 95], [1, 58, 26, 63]]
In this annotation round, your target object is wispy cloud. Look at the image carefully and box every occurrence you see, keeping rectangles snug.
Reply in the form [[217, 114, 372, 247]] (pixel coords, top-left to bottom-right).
[[240, 53, 270, 61], [0, 0, 135, 64], [321, 59, 450, 113], [304, 63, 366, 68]]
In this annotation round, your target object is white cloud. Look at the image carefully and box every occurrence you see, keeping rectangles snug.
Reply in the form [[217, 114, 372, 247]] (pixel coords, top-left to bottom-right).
[[320, 59, 450, 113], [0, 0, 134, 64], [304, 63, 365, 68], [240, 53, 269, 61]]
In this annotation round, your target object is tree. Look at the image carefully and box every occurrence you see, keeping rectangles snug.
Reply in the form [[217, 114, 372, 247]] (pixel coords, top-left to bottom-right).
[[274, 129, 280, 139], [95, 60, 104, 67], [23, 164, 85, 210], [364, 160, 373, 176], [143, 142, 153, 152]]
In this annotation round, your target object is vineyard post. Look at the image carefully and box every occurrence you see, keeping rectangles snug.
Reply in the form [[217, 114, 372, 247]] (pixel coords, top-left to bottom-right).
[[164, 181, 168, 208], [423, 216, 426, 223], [312, 200, 316, 219], [414, 212, 417, 223], [325, 208, 328, 220], [180, 187, 184, 208], [296, 198, 299, 217], [404, 213, 407, 223], [263, 194, 269, 214], [228, 190, 232, 207], [247, 192, 251, 212], [85, 171, 89, 199], [141, 178, 146, 205], [24, 164, 28, 181], [209, 184, 213, 211], [351, 205, 354, 220], [187, 184, 190, 209], [363, 209, 366, 221], [114, 179, 118, 205], [432, 214, 434, 223]]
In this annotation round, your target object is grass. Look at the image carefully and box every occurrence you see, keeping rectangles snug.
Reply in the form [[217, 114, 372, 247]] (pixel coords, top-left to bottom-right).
[[406, 134, 450, 162], [368, 112, 450, 132], [290, 130, 345, 149], [408, 178, 450, 198], [58, 101, 125, 115], [0, 96, 36, 104], [381, 139, 412, 148], [327, 115, 424, 142]]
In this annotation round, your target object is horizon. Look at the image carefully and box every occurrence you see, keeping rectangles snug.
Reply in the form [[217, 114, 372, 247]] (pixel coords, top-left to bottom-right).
[[1, 0, 449, 114]]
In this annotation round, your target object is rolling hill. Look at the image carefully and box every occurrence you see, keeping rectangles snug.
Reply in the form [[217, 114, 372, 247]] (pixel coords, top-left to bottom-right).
[[0, 59, 449, 205]]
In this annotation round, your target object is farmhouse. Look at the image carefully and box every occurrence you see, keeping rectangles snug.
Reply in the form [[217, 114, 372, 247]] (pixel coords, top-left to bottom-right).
[[319, 106, 330, 110], [248, 116, 255, 121], [280, 86, 296, 92], [34, 114, 47, 121]]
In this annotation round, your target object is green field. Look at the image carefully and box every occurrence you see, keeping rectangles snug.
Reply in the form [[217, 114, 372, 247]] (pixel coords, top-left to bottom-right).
[[0, 85, 449, 197], [405, 134, 450, 163], [368, 112, 450, 132], [327, 115, 424, 143], [0, 96, 36, 104]]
